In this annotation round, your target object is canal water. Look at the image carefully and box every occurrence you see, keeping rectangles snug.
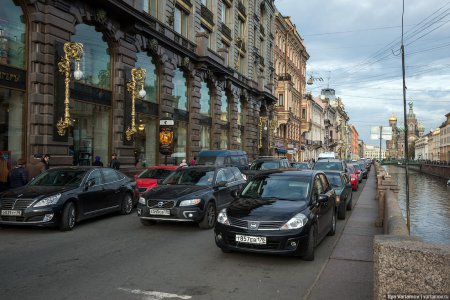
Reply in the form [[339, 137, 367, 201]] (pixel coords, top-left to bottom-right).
[[383, 165, 450, 245]]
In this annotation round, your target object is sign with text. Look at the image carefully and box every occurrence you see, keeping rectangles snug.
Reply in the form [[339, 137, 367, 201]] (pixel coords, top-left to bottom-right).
[[370, 126, 392, 140], [159, 117, 174, 155]]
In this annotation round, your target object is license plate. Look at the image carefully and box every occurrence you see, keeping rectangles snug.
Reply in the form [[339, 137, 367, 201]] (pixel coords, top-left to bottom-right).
[[235, 234, 266, 245], [149, 209, 170, 216], [1, 210, 22, 216]]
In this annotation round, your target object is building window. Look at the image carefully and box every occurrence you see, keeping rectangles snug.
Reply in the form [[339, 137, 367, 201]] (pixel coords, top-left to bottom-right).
[[174, 121, 187, 165], [174, 6, 188, 37], [302, 108, 306, 119], [220, 90, 228, 122], [0, 88, 24, 165], [220, 0, 230, 24], [73, 24, 111, 90], [142, 0, 158, 18], [220, 129, 228, 149], [200, 125, 210, 150], [278, 94, 284, 106], [173, 69, 188, 111], [200, 81, 211, 116], [136, 52, 158, 104], [0, 2, 25, 68]]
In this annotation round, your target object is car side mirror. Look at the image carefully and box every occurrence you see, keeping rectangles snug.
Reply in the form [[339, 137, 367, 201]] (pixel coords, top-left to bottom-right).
[[231, 190, 239, 199], [216, 181, 227, 188], [318, 194, 329, 203]]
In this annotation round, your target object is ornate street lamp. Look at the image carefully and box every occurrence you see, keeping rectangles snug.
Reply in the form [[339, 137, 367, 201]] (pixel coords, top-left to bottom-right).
[[125, 67, 147, 141], [259, 116, 268, 149], [57, 42, 84, 136]]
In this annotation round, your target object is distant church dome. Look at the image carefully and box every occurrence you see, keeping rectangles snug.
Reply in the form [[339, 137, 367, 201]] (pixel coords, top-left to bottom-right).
[[418, 122, 425, 132], [389, 114, 397, 122]]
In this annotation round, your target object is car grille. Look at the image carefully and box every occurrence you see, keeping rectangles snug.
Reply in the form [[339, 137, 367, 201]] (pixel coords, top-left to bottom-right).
[[1, 216, 25, 222], [0, 198, 35, 210], [225, 235, 281, 250], [147, 199, 175, 209], [229, 217, 284, 230]]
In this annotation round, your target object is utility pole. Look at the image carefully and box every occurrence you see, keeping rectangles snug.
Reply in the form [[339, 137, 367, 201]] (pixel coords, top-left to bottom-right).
[[379, 126, 383, 161]]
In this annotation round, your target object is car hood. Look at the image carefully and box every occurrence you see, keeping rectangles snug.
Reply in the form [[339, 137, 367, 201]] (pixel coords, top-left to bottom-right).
[[1, 185, 78, 200], [143, 185, 210, 200], [227, 197, 308, 221]]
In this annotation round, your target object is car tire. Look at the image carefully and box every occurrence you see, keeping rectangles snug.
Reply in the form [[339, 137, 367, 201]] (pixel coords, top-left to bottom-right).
[[198, 201, 216, 229], [338, 201, 346, 220], [302, 225, 315, 261], [120, 193, 133, 215], [347, 194, 353, 211], [327, 209, 337, 236], [60, 202, 76, 231], [140, 219, 157, 226]]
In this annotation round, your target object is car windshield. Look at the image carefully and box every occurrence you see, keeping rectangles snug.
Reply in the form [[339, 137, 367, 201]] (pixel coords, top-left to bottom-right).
[[138, 168, 174, 179], [326, 174, 343, 188], [162, 169, 215, 186], [292, 163, 309, 169], [250, 161, 279, 170], [313, 161, 343, 171], [29, 169, 86, 187], [241, 176, 309, 201], [196, 156, 224, 166]]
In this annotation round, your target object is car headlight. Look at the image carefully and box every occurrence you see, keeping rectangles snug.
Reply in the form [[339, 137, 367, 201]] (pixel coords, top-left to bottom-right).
[[179, 199, 201, 206], [242, 174, 247, 180], [139, 197, 146, 205], [34, 194, 62, 207], [280, 213, 308, 230], [217, 208, 230, 225]]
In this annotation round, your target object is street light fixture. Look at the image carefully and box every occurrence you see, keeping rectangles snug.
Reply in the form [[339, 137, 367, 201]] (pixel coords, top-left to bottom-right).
[[56, 42, 84, 136], [125, 67, 147, 141]]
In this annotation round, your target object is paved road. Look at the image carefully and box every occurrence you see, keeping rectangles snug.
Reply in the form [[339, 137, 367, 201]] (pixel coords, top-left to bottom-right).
[[0, 180, 366, 300]]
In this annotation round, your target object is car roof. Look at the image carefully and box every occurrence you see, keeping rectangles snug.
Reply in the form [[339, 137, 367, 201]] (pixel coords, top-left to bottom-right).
[[253, 156, 288, 161], [251, 169, 321, 178], [147, 166, 178, 170], [323, 170, 345, 175], [314, 159, 343, 162], [198, 150, 247, 156]]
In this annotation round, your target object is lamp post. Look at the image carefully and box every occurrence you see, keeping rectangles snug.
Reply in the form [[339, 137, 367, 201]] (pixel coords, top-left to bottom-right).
[[56, 42, 84, 136], [125, 67, 147, 141], [259, 116, 268, 153]]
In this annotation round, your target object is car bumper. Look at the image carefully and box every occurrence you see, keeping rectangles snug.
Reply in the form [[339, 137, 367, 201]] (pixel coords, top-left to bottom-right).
[[0, 206, 62, 227], [137, 203, 205, 223], [214, 223, 311, 256]]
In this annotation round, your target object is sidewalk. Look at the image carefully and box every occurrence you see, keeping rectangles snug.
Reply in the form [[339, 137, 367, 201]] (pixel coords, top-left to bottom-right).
[[307, 168, 382, 300]]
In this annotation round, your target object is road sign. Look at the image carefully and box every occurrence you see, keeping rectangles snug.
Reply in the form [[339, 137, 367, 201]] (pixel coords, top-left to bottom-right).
[[370, 126, 392, 140]]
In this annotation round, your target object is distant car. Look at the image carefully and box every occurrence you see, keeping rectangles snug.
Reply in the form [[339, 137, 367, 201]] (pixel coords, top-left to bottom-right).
[[214, 170, 337, 260], [0, 167, 138, 231], [137, 166, 246, 229], [195, 150, 249, 171], [346, 164, 359, 191], [242, 156, 291, 180], [312, 159, 348, 174], [347, 163, 363, 183], [135, 166, 177, 194], [323, 171, 353, 220], [318, 152, 337, 160], [290, 162, 311, 169]]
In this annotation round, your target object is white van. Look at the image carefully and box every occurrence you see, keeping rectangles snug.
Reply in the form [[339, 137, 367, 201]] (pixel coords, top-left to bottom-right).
[[317, 152, 337, 160]]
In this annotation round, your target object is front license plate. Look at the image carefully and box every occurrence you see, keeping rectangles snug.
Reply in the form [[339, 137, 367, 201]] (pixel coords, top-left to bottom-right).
[[235, 234, 266, 245], [1, 210, 22, 216], [149, 209, 170, 216]]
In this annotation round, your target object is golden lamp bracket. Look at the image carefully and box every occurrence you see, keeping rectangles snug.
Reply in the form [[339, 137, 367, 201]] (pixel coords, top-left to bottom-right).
[[125, 67, 147, 141]]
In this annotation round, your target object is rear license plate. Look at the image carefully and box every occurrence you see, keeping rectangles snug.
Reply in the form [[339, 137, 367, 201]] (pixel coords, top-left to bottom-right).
[[235, 234, 266, 245], [149, 209, 170, 216], [1, 210, 22, 216]]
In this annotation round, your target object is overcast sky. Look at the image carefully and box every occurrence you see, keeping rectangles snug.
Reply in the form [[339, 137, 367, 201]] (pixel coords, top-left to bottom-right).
[[276, 0, 450, 147]]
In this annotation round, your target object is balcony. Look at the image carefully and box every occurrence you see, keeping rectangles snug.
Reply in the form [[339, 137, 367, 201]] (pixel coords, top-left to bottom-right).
[[236, 38, 246, 53], [237, 0, 246, 17], [219, 22, 232, 40], [201, 4, 214, 27], [278, 73, 292, 81]]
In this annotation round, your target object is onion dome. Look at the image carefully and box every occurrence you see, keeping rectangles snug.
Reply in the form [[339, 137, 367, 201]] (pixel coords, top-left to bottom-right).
[[389, 114, 397, 122], [418, 122, 425, 132]]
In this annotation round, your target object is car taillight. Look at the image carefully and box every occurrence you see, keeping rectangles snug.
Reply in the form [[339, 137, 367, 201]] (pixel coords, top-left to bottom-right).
[[356, 171, 360, 174]]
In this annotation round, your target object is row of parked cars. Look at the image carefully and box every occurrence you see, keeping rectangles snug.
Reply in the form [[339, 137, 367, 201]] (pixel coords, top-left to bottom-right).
[[0, 150, 372, 261]]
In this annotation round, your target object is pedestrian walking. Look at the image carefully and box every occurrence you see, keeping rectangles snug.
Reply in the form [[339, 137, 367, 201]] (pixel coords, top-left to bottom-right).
[[92, 155, 104, 166], [42, 154, 50, 170], [190, 156, 196, 166], [109, 153, 120, 170], [8, 159, 28, 188]]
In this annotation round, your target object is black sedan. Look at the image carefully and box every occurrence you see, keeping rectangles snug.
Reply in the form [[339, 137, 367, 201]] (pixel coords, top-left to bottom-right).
[[214, 170, 337, 260], [0, 167, 138, 231], [137, 166, 246, 229], [323, 171, 353, 220]]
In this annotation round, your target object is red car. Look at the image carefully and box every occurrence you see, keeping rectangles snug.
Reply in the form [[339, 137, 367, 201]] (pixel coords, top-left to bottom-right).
[[135, 166, 177, 194], [346, 164, 359, 191]]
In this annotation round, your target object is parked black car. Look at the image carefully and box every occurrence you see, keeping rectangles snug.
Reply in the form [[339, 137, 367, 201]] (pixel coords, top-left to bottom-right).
[[312, 159, 348, 173], [214, 170, 337, 260], [323, 171, 353, 220], [137, 166, 246, 229], [242, 156, 291, 180], [0, 167, 138, 231]]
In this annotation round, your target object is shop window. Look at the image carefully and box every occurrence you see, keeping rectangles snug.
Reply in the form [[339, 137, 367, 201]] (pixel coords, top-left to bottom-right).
[[220, 90, 228, 122], [200, 125, 210, 150], [73, 24, 111, 89], [220, 129, 228, 149], [200, 81, 211, 117], [173, 121, 187, 165], [136, 52, 158, 103], [134, 116, 157, 167], [0, 2, 25, 68], [173, 69, 188, 111]]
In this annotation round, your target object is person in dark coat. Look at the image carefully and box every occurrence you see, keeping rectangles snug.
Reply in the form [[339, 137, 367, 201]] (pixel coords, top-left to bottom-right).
[[42, 154, 50, 170], [92, 156, 104, 166], [25, 155, 46, 181], [8, 159, 28, 188], [109, 153, 120, 170]]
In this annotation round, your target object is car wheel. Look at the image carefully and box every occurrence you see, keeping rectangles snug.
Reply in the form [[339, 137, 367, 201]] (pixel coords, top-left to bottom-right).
[[327, 209, 337, 236], [302, 225, 316, 261], [338, 200, 346, 220], [347, 194, 353, 211], [140, 219, 157, 226], [120, 193, 133, 215], [60, 202, 76, 231], [198, 202, 216, 229]]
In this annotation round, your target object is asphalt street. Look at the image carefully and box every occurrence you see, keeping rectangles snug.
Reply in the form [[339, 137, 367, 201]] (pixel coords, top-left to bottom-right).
[[0, 180, 366, 300]]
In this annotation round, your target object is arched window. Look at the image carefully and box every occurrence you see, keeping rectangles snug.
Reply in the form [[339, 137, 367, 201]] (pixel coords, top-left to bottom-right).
[[136, 52, 158, 103], [220, 90, 228, 122], [237, 100, 245, 150], [220, 90, 229, 149], [73, 24, 111, 89], [199, 81, 211, 116], [173, 69, 188, 111]]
